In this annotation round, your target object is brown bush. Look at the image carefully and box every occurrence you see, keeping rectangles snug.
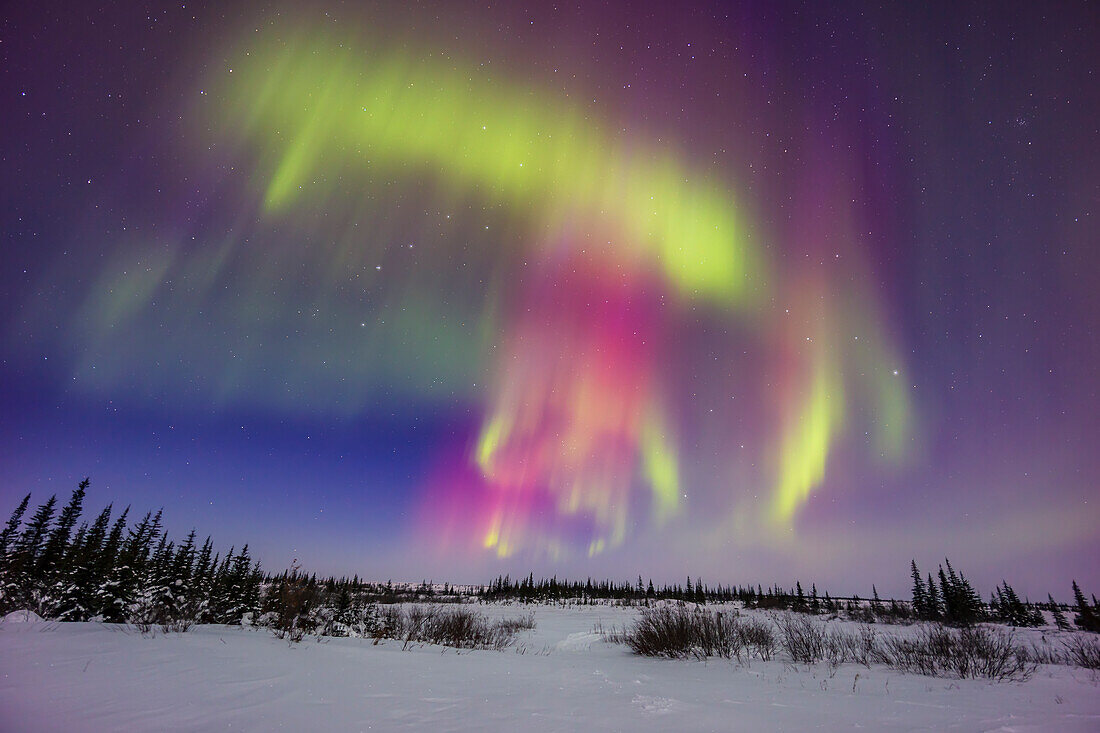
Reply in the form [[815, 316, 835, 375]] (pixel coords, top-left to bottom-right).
[[373, 605, 530, 650], [623, 606, 775, 661]]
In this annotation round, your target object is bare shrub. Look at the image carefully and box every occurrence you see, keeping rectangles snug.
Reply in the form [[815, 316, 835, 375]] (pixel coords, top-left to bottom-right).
[[770, 615, 1033, 682], [956, 627, 1035, 681], [775, 613, 827, 664], [1064, 635, 1100, 670], [373, 605, 528, 650], [623, 606, 773, 662], [800, 623, 878, 670], [850, 624, 877, 667], [1020, 640, 1065, 666], [497, 612, 536, 635], [624, 607, 1036, 683], [399, 605, 436, 648], [376, 604, 404, 639], [738, 617, 777, 662], [696, 610, 745, 661], [877, 625, 1036, 682], [625, 606, 701, 658], [593, 618, 629, 644], [822, 632, 846, 670]]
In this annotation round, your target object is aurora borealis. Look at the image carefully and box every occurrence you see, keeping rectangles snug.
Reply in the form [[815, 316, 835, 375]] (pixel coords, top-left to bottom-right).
[[2, 1, 1097, 597]]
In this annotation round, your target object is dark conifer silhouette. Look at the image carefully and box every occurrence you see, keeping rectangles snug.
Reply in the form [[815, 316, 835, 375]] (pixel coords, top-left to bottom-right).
[[1072, 581, 1099, 632], [1048, 594, 1071, 631], [910, 560, 928, 619], [0, 481, 1084, 649]]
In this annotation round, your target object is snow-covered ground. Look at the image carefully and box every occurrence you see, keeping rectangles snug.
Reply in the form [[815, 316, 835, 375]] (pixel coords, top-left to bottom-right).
[[1, 604, 1097, 732]]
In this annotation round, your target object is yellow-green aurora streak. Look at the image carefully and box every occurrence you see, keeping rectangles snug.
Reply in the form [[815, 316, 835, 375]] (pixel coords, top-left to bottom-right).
[[206, 31, 911, 547], [219, 37, 764, 310]]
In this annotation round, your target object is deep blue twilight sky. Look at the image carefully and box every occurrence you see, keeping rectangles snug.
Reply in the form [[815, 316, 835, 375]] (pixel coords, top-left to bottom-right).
[[1, 1, 1097, 599]]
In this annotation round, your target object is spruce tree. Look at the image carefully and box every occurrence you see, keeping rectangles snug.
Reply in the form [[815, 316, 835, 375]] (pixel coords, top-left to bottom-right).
[[35, 483, 86, 615], [1028, 598, 1044, 627], [0, 493, 31, 561], [57, 504, 111, 620], [163, 530, 198, 626], [925, 573, 942, 620], [13, 495, 58, 570], [938, 563, 957, 624], [38, 480, 88, 581], [94, 506, 129, 620], [192, 537, 214, 623], [0, 493, 31, 613], [211, 547, 235, 621], [957, 571, 983, 625], [330, 582, 353, 637], [111, 510, 161, 623], [938, 559, 982, 626], [793, 581, 807, 613], [223, 545, 259, 624], [910, 560, 927, 619], [53, 523, 87, 620], [870, 585, 885, 618], [133, 532, 172, 626], [994, 581, 1036, 627], [9, 495, 58, 611], [1071, 581, 1099, 632]]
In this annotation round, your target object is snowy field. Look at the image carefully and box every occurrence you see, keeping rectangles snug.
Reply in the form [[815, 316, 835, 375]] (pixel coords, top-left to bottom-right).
[[2, 604, 1098, 732]]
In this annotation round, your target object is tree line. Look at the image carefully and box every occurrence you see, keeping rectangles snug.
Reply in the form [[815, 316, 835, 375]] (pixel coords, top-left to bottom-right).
[[0, 481, 262, 628], [477, 568, 1099, 632], [1, 481, 1097, 636]]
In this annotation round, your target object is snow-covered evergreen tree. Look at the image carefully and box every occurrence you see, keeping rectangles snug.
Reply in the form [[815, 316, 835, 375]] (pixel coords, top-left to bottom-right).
[[8, 494, 58, 613], [0, 493, 31, 613], [93, 506, 129, 620]]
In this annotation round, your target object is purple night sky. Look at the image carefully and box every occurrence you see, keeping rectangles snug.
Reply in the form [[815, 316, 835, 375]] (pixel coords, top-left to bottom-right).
[[1, 1, 1097, 600]]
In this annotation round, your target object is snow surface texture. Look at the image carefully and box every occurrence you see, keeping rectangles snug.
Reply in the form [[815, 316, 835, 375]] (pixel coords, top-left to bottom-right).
[[1, 604, 1097, 732]]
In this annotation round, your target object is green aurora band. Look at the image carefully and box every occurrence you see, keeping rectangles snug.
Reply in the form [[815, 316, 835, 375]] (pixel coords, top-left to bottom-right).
[[166, 30, 914, 552]]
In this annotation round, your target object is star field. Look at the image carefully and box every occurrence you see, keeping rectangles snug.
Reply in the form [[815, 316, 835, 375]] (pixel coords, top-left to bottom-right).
[[1, 1, 1096, 597]]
